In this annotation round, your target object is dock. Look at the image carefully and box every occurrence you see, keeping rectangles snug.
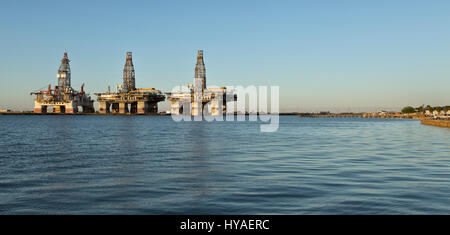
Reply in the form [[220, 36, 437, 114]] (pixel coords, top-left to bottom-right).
[[421, 119, 450, 128]]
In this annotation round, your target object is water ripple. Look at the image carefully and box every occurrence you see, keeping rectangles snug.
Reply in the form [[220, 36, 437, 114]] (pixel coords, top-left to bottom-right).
[[0, 116, 449, 214]]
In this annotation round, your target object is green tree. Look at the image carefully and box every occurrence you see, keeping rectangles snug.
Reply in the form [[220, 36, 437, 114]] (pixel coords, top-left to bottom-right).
[[416, 105, 424, 113], [402, 106, 416, 114]]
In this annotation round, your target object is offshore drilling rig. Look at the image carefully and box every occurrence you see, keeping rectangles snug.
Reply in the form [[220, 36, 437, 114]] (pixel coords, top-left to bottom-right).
[[168, 50, 236, 116], [31, 52, 95, 114], [96, 52, 165, 114]]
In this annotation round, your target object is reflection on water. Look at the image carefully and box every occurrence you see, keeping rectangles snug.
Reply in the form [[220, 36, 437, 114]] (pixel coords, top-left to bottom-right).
[[186, 122, 212, 198], [0, 115, 449, 214]]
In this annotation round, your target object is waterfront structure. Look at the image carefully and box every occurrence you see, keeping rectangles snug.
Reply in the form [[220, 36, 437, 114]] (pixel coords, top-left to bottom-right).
[[421, 119, 450, 127], [168, 50, 236, 116], [31, 52, 95, 114], [96, 52, 165, 114]]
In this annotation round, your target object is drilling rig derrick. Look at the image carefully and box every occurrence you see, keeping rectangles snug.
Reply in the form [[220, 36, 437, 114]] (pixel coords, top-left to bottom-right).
[[31, 52, 95, 114], [95, 52, 165, 115]]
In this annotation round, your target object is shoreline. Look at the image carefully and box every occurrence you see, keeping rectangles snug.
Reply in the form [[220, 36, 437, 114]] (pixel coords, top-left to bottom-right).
[[0, 112, 296, 116], [0, 112, 425, 119], [421, 119, 450, 128], [0, 112, 168, 116]]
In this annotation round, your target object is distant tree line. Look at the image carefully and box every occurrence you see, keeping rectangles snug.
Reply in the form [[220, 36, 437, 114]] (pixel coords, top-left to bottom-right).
[[403, 105, 450, 114]]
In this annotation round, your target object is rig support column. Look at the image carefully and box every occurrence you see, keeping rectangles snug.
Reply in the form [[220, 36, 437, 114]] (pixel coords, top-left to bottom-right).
[[137, 101, 148, 114], [119, 103, 127, 114], [211, 99, 223, 116], [53, 106, 62, 113], [99, 101, 108, 114], [111, 103, 119, 113], [170, 100, 181, 115], [150, 102, 158, 114], [65, 102, 77, 114], [130, 102, 137, 114], [192, 100, 203, 117], [34, 102, 44, 113]]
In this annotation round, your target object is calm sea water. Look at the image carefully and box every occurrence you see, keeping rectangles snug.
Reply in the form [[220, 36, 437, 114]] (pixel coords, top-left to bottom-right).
[[0, 115, 449, 214]]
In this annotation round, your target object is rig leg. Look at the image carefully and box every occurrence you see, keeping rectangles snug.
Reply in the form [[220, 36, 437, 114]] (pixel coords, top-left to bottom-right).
[[53, 106, 61, 114], [137, 101, 148, 114], [65, 102, 77, 114], [119, 103, 127, 114], [99, 102, 108, 114], [130, 102, 138, 114]]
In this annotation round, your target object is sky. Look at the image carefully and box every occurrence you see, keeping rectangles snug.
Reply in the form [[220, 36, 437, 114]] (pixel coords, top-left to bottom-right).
[[0, 0, 449, 112]]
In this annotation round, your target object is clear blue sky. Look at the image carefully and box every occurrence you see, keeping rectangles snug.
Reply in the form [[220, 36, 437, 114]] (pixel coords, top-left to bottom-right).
[[1, 0, 449, 112]]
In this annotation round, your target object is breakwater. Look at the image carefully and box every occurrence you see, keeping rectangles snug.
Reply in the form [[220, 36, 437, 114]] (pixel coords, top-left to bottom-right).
[[421, 119, 450, 128]]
